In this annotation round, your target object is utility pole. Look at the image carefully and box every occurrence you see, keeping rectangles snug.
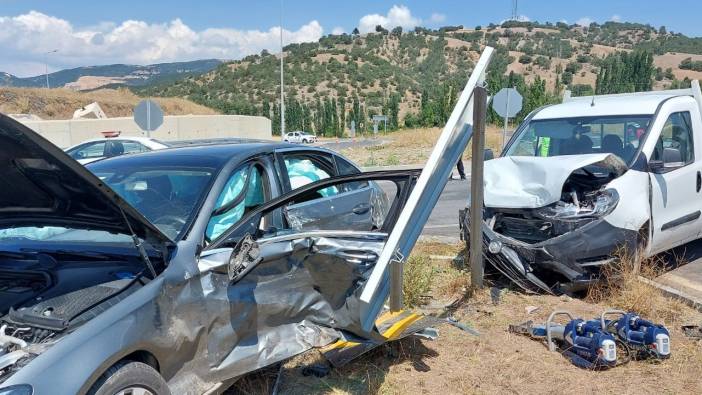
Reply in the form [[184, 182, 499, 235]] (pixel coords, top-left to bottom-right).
[[279, 0, 285, 136], [44, 49, 58, 89]]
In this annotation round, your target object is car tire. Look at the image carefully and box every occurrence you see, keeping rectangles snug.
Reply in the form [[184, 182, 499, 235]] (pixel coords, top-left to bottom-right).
[[88, 361, 170, 395], [302, 139, 308, 144]]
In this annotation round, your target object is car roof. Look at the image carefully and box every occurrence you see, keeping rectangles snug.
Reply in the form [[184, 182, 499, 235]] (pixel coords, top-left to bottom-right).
[[86, 142, 332, 170], [533, 94, 688, 120]]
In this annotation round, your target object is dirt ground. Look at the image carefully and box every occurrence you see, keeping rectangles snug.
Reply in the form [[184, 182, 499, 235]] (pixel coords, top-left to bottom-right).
[[227, 242, 702, 395], [336, 126, 505, 167]]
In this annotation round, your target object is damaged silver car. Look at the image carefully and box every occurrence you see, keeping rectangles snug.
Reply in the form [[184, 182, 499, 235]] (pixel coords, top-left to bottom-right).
[[461, 82, 702, 294], [0, 113, 426, 395]]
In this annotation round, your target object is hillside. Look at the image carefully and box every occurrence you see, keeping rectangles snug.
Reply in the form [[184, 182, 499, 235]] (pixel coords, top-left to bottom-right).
[[141, 21, 702, 135], [0, 59, 222, 91], [0, 87, 217, 120]]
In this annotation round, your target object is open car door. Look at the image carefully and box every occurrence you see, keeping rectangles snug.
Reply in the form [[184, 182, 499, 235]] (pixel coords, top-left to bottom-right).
[[199, 171, 419, 376]]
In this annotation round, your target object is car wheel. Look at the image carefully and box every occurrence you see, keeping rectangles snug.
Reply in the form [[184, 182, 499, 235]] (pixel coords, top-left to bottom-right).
[[302, 139, 309, 144], [89, 361, 170, 395]]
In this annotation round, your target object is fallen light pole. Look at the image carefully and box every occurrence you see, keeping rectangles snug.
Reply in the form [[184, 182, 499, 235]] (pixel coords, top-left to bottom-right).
[[359, 47, 494, 330], [470, 86, 487, 289]]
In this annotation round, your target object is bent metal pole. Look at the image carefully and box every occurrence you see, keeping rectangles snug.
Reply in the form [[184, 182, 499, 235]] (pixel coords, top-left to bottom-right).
[[470, 86, 488, 289]]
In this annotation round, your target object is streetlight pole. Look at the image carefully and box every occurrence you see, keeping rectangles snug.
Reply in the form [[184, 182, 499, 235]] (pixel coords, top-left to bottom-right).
[[279, 0, 285, 136], [44, 49, 58, 89]]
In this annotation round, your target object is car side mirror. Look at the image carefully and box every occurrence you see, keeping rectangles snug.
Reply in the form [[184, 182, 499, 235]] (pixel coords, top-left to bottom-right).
[[484, 148, 495, 161]]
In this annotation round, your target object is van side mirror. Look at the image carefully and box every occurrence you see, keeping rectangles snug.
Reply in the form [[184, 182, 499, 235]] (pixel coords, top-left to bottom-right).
[[648, 160, 664, 173], [484, 148, 495, 161]]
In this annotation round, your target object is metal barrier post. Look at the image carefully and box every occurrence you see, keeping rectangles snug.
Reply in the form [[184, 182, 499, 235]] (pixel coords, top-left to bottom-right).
[[470, 86, 488, 289]]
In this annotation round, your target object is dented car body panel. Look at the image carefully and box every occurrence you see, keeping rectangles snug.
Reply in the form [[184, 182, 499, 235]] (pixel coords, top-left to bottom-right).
[[463, 82, 702, 293]]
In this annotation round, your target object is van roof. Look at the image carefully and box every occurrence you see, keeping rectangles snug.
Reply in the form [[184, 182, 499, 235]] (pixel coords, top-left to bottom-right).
[[533, 93, 686, 120]]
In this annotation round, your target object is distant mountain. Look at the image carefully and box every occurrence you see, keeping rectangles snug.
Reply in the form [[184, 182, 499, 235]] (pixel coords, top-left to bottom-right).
[[0, 59, 223, 90]]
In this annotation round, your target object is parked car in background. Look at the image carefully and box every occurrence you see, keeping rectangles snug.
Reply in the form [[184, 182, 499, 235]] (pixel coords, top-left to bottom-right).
[[282, 130, 317, 144], [65, 134, 170, 164]]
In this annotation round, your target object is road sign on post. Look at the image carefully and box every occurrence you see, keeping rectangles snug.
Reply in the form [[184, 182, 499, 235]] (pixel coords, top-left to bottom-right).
[[134, 99, 164, 137], [372, 115, 388, 136], [492, 87, 522, 147]]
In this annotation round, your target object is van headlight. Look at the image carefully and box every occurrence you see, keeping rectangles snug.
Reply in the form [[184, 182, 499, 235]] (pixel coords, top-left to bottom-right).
[[0, 385, 33, 395], [535, 189, 619, 220]]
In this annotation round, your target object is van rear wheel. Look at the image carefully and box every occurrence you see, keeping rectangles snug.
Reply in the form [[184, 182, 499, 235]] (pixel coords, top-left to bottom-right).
[[89, 361, 170, 395]]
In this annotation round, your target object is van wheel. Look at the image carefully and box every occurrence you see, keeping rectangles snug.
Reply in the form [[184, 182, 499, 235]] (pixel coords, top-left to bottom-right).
[[89, 361, 170, 395]]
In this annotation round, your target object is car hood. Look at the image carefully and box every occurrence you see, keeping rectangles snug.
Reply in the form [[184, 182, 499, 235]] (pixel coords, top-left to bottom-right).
[[0, 114, 172, 247], [483, 153, 628, 209]]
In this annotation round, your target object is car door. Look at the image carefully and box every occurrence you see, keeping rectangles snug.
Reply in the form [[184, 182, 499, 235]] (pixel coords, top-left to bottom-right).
[[648, 103, 702, 253], [67, 141, 108, 163], [276, 149, 377, 231], [196, 171, 417, 379]]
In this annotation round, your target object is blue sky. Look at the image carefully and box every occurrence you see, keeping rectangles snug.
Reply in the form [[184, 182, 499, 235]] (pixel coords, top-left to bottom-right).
[[1, 0, 700, 76]]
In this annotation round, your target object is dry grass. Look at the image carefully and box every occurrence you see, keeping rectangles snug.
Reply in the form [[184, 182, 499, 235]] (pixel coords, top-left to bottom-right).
[[339, 126, 504, 167], [402, 255, 436, 308], [587, 248, 690, 325], [0, 87, 217, 120], [229, 242, 702, 394]]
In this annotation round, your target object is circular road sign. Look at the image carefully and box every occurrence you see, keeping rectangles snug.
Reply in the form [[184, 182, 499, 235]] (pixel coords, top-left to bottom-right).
[[492, 88, 523, 118]]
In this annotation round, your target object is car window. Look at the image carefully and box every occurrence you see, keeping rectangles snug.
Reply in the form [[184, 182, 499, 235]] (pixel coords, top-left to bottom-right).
[[652, 112, 694, 166], [92, 167, 215, 240], [206, 164, 266, 241], [505, 115, 652, 164], [283, 153, 338, 196], [122, 141, 149, 154], [335, 155, 369, 191], [68, 141, 107, 160]]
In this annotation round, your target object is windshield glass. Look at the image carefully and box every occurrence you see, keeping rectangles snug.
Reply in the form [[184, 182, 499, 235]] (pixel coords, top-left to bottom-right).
[[89, 166, 216, 240], [0, 227, 133, 243], [504, 115, 653, 164]]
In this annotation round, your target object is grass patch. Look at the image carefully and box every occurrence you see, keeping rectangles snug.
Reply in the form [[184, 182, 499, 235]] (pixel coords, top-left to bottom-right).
[[403, 255, 435, 308]]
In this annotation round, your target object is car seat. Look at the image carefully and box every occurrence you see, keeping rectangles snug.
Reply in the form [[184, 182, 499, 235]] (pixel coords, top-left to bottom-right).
[[601, 134, 624, 158]]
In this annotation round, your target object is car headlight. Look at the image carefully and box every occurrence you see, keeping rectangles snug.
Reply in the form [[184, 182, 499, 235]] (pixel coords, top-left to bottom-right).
[[0, 385, 33, 395], [535, 189, 619, 220]]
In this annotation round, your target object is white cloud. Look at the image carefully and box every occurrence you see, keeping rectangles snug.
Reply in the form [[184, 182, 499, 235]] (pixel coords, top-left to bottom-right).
[[331, 26, 345, 35], [611, 15, 622, 22], [576, 17, 593, 27], [358, 5, 421, 33], [0, 11, 324, 77], [428, 13, 446, 25]]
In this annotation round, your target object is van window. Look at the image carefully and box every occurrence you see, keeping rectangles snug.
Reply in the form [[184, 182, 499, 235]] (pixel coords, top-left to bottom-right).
[[652, 112, 694, 166]]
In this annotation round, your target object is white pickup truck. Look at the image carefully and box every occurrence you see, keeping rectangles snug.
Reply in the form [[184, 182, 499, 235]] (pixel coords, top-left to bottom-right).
[[461, 81, 702, 294]]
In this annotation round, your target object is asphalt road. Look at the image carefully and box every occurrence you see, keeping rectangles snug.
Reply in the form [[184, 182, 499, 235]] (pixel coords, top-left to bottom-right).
[[420, 178, 468, 242]]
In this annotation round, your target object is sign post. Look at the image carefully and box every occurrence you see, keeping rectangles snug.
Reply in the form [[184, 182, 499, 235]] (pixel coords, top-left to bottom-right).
[[492, 87, 523, 148], [134, 99, 164, 137], [470, 86, 488, 290]]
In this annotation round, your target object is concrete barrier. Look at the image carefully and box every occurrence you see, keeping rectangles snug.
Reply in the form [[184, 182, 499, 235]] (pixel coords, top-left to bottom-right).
[[16, 114, 272, 148]]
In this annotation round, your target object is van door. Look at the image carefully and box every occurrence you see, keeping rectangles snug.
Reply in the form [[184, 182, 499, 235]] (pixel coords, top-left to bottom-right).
[[648, 101, 702, 253]]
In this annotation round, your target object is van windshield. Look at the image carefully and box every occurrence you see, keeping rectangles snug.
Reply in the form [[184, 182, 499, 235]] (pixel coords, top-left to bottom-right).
[[504, 115, 653, 164]]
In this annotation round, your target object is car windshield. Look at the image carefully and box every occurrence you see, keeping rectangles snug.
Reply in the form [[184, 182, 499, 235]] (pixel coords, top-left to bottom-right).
[[504, 115, 653, 164], [88, 165, 216, 240], [0, 227, 133, 243]]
